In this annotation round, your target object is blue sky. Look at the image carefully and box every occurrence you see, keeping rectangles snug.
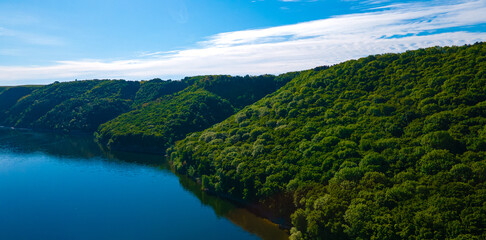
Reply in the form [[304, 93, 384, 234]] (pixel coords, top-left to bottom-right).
[[1, 0, 485, 85]]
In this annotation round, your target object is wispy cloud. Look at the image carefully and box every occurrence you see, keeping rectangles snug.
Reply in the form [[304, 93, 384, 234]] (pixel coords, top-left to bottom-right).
[[1, 0, 486, 85], [137, 50, 180, 57]]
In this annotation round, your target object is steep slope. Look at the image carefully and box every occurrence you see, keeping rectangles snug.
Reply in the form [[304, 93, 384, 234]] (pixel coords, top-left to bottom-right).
[[95, 89, 235, 153], [169, 43, 486, 240], [96, 74, 297, 152]]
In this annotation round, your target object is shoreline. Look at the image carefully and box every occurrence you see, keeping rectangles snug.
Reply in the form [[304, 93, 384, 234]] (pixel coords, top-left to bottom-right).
[[0, 127, 292, 234]]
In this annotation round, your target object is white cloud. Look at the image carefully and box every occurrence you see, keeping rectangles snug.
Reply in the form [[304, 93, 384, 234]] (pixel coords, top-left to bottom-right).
[[1, 0, 486, 85]]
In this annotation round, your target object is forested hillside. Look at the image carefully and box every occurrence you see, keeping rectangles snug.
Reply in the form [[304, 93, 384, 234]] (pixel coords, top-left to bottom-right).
[[169, 43, 486, 240], [0, 74, 295, 152], [132, 78, 188, 106], [96, 74, 296, 152], [0, 85, 42, 120], [0, 80, 141, 131]]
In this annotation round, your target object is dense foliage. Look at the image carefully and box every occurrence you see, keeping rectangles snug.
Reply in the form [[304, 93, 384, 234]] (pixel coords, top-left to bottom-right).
[[96, 74, 296, 152], [0, 80, 140, 131], [188, 74, 294, 109], [95, 89, 235, 152], [0, 74, 291, 136], [169, 43, 486, 239], [132, 79, 188, 106], [0, 85, 41, 121]]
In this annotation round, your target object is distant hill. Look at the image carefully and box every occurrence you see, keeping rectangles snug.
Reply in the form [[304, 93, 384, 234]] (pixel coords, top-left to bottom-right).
[[95, 74, 296, 152], [0, 74, 295, 152], [1, 80, 140, 131], [168, 43, 486, 240], [0, 85, 42, 121]]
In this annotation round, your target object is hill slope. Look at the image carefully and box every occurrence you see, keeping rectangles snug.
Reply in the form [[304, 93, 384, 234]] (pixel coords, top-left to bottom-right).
[[0, 74, 295, 152], [0, 85, 42, 121], [169, 43, 486, 240], [95, 74, 296, 152], [1, 80, 141, 131]]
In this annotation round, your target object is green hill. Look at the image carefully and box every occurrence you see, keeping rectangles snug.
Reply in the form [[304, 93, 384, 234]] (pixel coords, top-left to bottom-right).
[[1, 80, 140, 131], [168, 43, 486, 240], [95, 74, 296, 152], [0, 79, 191, 132], [132, 78, 188, 106], [0, 85, 42, 122], [0, 74, 294, 152]]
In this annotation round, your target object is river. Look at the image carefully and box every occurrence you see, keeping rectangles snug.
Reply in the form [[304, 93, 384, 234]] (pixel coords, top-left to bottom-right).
[[0, 128, 289, 240]]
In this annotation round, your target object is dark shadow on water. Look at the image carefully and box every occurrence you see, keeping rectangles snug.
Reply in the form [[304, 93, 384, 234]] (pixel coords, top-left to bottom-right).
[[0, 127, 166, 166], [176, 173, 289, 240], [0, 127, 289, 240]]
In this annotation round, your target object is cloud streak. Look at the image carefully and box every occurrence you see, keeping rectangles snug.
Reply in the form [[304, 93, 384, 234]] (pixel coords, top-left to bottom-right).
[[1, 0, 486, 85]]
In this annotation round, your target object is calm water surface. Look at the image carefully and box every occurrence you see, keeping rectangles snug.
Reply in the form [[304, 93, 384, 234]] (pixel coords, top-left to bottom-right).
[[0, 128, 288, 240]]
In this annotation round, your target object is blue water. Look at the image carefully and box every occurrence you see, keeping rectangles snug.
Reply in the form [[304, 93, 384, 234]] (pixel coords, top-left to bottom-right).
[[0, 129, 288, 240]]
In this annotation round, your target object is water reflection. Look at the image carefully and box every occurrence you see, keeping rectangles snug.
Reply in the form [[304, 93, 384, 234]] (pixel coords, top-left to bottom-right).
[[177, 174, 290, 240], [0, 128, 289, 240], [0, 127, 103, 159], [0, 127, 166, 166]]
